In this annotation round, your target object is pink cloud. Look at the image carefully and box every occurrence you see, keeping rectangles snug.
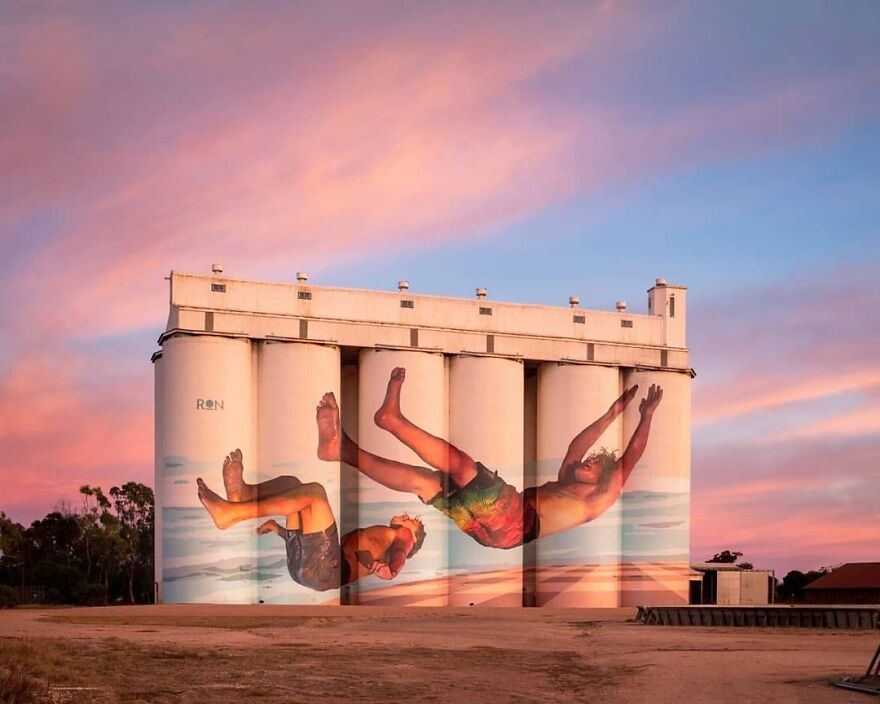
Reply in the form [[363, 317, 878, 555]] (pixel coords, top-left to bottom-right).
[[2, 1, 878, 542], [761, 398, 880, 444], [696, 367, 880, 426], [692, 439, 880, 574], [692, 265, 880, 432], [0, 355, 152, 522]]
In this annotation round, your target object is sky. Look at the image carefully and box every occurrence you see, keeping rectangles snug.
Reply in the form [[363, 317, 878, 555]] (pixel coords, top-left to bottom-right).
[[1, 0, 879, 576]]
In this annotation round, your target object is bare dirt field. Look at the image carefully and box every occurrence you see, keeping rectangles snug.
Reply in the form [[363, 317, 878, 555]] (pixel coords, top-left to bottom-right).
[[0, 605, 875, 703]]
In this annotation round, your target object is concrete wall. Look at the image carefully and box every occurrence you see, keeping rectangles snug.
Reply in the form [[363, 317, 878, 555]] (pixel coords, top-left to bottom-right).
[[717, 571, 772, 606]]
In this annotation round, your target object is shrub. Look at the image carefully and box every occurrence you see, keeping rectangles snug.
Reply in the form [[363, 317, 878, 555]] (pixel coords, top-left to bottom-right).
[[0, 585, 19, 609], [72, 583, 106, 607], [0, 665, 48, 704], [43, 588, 64, 605]]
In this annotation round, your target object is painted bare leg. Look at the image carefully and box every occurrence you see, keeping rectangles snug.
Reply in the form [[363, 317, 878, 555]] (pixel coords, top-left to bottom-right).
[[222, 449, 248, 501], [316, 391, 441, 500], [198, 478, 321, 530], [373, 367, 477, 486], [316, 393, 341, 461]]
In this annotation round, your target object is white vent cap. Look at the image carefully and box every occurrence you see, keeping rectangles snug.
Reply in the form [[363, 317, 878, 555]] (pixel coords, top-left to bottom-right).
[[296, 272, 309, 282], [398, 280, 410, 292], [569, 295, 580, 308], [211, 263, 224, 274], [616, 300, 627, 312], [655, 277, 667, 286]]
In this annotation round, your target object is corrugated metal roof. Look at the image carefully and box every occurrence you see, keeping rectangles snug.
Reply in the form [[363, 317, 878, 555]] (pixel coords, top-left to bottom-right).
[[804, 563, 880, 591]]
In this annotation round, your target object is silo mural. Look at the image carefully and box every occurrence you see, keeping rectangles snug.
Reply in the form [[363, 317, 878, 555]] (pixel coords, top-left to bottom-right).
[[154, 272, 692, 607], [156, 334, 258, 604], [447, 355, 524, 606], [255, 341, 341, 605], [620, 369, 691, 606], [536, 363, 623, 607], [353, 349, 448, 605]]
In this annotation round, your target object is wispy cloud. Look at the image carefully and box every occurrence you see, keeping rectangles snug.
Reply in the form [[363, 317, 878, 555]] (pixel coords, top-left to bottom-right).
[[1, 0, 879, 556]]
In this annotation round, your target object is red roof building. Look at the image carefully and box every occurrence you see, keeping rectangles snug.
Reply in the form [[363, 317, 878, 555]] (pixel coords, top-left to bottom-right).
[[803, 563, 880, 604]]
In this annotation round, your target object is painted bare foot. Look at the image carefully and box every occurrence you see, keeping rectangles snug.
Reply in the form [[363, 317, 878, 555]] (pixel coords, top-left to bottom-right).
[[316, 392, 341, 461], [256, 519, 282, 536], [222, 448, 246, 501], [197, 478, 233, 530], [374, 366, 406, 430]]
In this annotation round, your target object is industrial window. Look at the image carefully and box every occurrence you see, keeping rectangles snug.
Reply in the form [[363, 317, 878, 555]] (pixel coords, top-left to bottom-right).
[[205, 311, 214, 332], [401, 300, 414, 309], [587, 343, 595, 361], [297, 291, 312, 300], [486, 334, 495, 353], [211, 283, 226, 293], [669, 295, 676, 318], [621, 320, 633, 328], [479, 307, 493, 316], [661, 349, 668, 367], [410, 328, 419, 347], [573, 315, 585, 324], [299, 319, 308, 339]]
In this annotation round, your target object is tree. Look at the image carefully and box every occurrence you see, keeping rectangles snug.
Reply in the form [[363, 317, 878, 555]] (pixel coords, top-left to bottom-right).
[[109, 482, 154, 604], [1, 482, 155, 605], [777, 568, 829, 602], [79, 485, 111, 583], [0, 513, 26, 595], [707, 550, 743, 564]]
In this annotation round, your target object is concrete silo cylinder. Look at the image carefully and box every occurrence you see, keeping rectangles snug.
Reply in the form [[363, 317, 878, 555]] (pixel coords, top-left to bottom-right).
[[535, 363, 622, 607], [447, 355, 524, 607], [256, 341, 341, 605], [156, 335, 257, 604], [619, 369, 691, 606], [355, 349, 448, 605]]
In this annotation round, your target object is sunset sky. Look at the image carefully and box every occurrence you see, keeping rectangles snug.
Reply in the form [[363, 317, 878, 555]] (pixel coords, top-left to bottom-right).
[[2, 0, 878, 575]]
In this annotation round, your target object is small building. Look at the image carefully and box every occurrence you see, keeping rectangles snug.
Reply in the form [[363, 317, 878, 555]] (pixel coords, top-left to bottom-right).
[[803, 563, 880, 604], [689, 563, 775, 605]]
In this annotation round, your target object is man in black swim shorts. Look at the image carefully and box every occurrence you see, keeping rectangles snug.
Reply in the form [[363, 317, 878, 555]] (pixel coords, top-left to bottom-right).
[[197, 449, 426, 592]]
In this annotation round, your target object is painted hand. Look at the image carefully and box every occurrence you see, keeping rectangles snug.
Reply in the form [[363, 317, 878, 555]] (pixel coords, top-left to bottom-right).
[[639, 384, 663, 417], [369, 561, 394, 580], [610, 385, 639, 415]]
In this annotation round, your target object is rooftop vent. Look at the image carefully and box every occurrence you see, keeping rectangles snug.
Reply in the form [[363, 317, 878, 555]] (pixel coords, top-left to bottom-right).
[[211, 263, 224, 274], [398, 280, 410, 292], [475, 287, 488, 300], [616, 300, 627, 312], [655, 277, 667, 286], [296, 272, 308, 283], [569, 295, 580, 308]]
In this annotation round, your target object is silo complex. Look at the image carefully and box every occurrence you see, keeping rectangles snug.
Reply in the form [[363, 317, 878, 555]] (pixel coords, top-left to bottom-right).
[[536, 363, 622, 607], [355, 349, 448, 605], [155, 335, 257, 603], [620, 369, 691, 606], [154, 271, 692, 607], [256, 341, 341, 604], [448, 355, 524, 606]]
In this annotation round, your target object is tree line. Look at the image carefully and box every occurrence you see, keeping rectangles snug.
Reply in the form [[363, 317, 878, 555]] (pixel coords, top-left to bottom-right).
[[0, 483, 154, 607]]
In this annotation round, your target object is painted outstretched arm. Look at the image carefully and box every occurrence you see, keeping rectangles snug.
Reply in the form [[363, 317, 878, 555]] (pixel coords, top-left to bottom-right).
[[560, 385, 639, 470], [618, 384, 663, 486]]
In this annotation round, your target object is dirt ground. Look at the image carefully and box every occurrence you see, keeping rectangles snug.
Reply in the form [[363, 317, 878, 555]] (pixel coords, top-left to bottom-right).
[[0, 605, 876, 703]]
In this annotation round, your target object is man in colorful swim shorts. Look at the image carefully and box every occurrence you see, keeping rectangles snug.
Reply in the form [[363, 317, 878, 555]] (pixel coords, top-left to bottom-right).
[[316, 368, 662, 549], [197, 449, 426, 591]]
